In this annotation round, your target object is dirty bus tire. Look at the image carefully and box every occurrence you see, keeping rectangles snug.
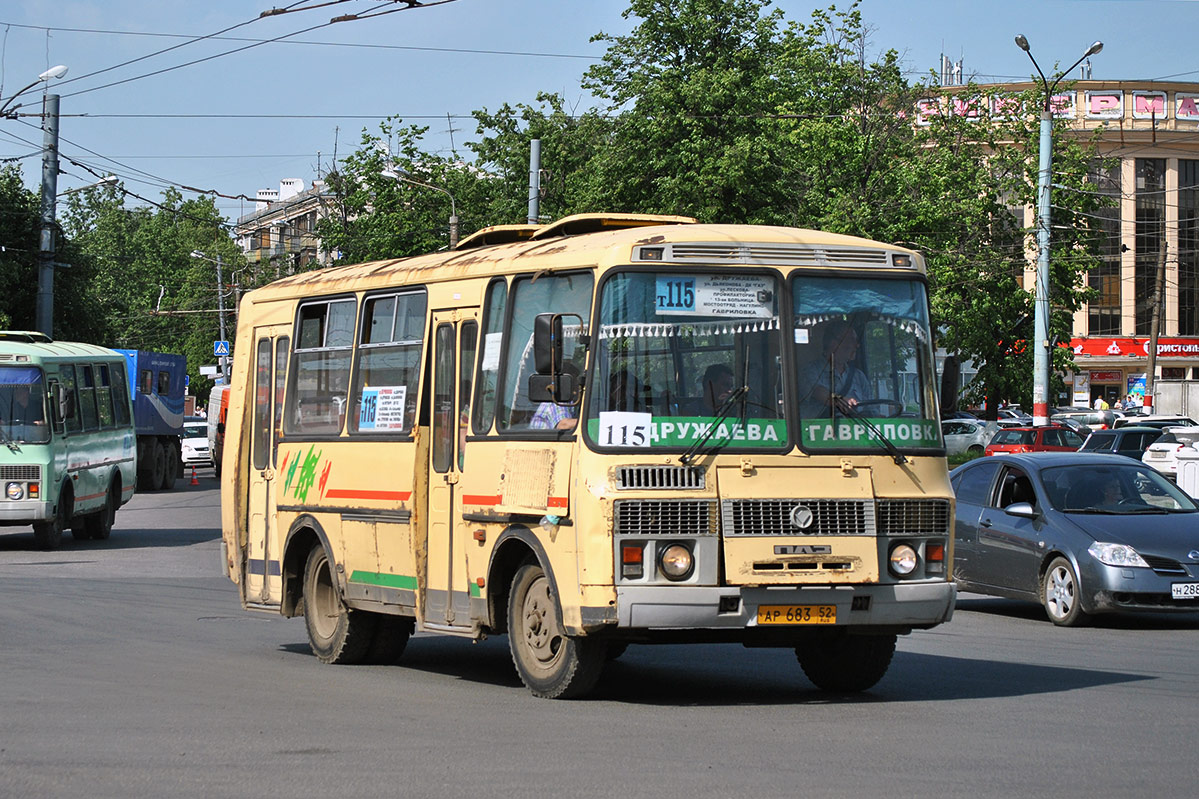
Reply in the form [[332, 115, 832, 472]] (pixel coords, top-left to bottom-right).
[[796, 632, 897, 693], [302, 544, 376, 664], [365, 614, 415, 665], [507, 562, 606, 699], [33, 489, 70, 551], [85, 480, 119, 540]]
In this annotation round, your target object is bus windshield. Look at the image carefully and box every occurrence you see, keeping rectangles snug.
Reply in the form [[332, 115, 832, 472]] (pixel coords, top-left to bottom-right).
[[793, 275, 940, 452], [586, 270, 786, 451], [0, 366, 50, 444]]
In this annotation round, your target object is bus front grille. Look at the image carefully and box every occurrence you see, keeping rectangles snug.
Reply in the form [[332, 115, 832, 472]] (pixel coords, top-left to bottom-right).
[[0, 465, 40, 481], [615, 465, 705, 490], [614, 500, 718, 536], [722, 499, 873, 537], [876, 499, 951, 536]]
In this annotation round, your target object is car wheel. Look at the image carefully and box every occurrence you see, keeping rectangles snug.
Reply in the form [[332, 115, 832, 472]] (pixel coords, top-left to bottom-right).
[[967, 444, 984, 456], [1041, 556, 1088, 627]]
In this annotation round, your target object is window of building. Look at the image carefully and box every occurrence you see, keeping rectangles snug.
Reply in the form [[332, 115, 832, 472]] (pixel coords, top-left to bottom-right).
[[1088, 159, 1123, 336], [1180, 161, 1199, 335], [1135, 158, 1166, 335]]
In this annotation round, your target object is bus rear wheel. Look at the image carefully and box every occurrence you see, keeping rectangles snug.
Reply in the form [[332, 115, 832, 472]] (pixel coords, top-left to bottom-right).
[[796, 632, 897, 693], [302, 544, 375, 665], [507, 562, 606, 699]]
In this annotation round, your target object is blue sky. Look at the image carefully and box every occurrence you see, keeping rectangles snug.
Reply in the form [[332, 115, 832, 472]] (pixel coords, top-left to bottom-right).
[[1, 0, 1196, 221]]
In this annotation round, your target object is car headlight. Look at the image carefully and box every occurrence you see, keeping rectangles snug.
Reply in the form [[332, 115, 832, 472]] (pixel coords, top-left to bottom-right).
[[658, 543, 694, 581], [889, 543, 919, 576], [6, 481, 24, 501], [1088, 542, 1150, 568]]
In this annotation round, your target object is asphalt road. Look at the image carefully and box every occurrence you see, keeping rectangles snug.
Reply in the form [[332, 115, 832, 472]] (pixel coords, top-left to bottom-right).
[[2, 473, 1198, 798]]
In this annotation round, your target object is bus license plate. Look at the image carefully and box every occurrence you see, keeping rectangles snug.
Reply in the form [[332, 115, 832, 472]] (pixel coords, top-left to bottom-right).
[[1171, 582, 1199, 600], [757, 605, 836, 625]]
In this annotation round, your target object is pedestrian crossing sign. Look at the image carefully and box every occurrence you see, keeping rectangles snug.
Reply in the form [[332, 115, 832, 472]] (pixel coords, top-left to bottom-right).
[[214, 340, 230, 356]]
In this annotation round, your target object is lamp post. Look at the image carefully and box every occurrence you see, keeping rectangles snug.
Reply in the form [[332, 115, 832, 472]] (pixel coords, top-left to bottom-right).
[[190, 250, 229, 384], [381, 166, 459, 248], [1015, 36, 1102, 425], [2, 65, 70, 337]]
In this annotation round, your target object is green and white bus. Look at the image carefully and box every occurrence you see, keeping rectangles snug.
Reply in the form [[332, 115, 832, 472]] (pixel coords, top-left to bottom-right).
[[0, 332, 137, 549]]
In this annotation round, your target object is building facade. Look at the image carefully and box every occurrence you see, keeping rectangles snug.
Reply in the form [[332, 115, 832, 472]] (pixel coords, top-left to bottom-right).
[[234, 179, 334, 273]]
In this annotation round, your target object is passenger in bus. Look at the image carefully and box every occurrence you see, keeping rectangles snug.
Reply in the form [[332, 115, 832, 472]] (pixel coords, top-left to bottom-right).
[[694, 363, 736, 416], [529, 363, 579, 431], [801, 319, 869, 415]]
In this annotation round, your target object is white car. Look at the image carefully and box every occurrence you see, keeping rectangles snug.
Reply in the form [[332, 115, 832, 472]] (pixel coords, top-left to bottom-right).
[[180, 419, 212, 467], [1140, 425, 1199, 480], [941, 419, 998, 456]]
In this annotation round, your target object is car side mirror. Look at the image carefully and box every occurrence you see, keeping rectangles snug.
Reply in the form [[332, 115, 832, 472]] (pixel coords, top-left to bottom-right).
[[1005, 501, 1036, 518]]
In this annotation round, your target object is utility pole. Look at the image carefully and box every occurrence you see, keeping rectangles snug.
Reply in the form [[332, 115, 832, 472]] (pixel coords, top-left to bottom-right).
[[216, 254, 228, 384], [528, 139, 542, 224], [36, 93, 60, 337], [1144, 238, 1168, 411]]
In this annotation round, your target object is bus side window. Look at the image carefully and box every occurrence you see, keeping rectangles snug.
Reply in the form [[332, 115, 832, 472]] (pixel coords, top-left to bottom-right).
[[286, 297, 356, 435], [111, 363, 132, 427], [96, 364, 114, 428], [60, 364, 82, 434], [139, 369, 153, 395], [473, 279, 506, 435], [157, 370, 171, 396], [458, 321, 478, 469], [78, 365, 99, 431], [349, 291, 426, 435]]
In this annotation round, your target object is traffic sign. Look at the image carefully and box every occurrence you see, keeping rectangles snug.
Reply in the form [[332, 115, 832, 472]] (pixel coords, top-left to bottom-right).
[[214, 340, 231, 357]]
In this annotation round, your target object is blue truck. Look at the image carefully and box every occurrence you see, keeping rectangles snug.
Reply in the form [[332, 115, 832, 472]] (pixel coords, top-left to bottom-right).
[[115, 349, 186, 490]]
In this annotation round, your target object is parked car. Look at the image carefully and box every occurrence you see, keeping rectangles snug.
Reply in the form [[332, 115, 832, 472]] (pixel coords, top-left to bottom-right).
[[942, 409, 978, 421], [180, 417, 212, 467], [950, 452, 1199, 625], [996, 408, 1033, 426], [1141, 426, 1199, 480], [1051, 415, 1091, 437], [1079, 426, 1164, 459], [941, 419, 998, 456], [1113, 414, 1197, 430], [1052, 409, 1118, 430], [985, 425, 1085, 456]]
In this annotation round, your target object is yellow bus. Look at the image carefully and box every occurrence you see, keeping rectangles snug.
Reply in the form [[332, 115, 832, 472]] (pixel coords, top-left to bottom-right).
[[221, 213, 955, 698]]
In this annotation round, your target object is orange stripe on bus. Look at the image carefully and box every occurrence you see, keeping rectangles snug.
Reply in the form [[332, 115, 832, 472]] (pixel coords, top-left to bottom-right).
[[324, 488, 412, 501], [462, 494, 502, 506], [547, 497, 568, 509]]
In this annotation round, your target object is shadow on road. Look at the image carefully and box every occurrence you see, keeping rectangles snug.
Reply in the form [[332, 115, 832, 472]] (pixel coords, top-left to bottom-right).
[[277, 632, 1152, 705], [956, 595, 1199, 630], [0, 525, 219, 552]]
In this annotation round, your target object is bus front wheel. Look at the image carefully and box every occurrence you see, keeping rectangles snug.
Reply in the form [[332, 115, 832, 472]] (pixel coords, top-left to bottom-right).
[[796, 632, 896, 693], [33, 489, 70, 550], [302, 544, 375, 664], [507, 562, 606, 699]]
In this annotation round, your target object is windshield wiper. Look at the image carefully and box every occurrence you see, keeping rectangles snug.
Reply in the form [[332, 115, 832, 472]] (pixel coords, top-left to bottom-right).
[[679, 385, 748, 466], [835, 402, 908, 465], [0, 426, 20, 453]]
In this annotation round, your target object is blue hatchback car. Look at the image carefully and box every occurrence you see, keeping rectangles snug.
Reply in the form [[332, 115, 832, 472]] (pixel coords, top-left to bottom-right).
[[951, 453, 1199, 626]]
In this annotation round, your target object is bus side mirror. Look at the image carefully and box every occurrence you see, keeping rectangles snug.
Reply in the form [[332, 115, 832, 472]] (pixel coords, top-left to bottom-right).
[[528, 372, 578, 404], [533, 313, 563, 375]]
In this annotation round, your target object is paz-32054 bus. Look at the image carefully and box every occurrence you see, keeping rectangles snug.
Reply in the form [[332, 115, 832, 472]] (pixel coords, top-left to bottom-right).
[[221, 214, 955, 698]]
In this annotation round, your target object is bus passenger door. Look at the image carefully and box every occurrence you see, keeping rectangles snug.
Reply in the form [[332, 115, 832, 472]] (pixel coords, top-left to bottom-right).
[[425, 310, 478, 627], [245, 326, 290, 606]]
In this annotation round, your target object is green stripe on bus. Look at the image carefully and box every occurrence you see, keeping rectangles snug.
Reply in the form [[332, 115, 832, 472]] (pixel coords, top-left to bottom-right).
[[348, 571, 418, 590], [469, 581, 481, 598]]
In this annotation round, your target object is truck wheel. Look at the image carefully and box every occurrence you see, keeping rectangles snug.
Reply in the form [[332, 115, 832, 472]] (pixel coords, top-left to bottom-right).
[[303, 544, 376, 664], [161, 442, 178, 490], [796, 633, 897, 693], [507, 562, 606, 699], [33, 487, 70, 550], [139, 442, 165, 491]]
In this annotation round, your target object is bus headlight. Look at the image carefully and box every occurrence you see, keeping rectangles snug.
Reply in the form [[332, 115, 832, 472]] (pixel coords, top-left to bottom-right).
[[889, 543, 919, 577], [659, 543, 694, 581], [6, 481, 25, 501]]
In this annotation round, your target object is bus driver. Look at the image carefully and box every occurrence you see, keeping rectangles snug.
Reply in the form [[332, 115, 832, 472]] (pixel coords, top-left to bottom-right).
[[802, 319, 869, 416]]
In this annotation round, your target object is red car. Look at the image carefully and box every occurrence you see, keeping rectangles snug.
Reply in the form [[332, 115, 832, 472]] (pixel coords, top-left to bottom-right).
[[984, 425, 1085, 455]]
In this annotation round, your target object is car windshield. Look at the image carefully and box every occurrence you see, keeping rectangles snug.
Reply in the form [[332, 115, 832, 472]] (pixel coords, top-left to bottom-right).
[[792, 275, 939, 452], [586, 271, 787, 451], [1080, 434, 1113, 451], [184, 424, 206, 438], [1041, 464, 1199, 513], [992, 429, 1035, 445], [0, 366, 50, 445]]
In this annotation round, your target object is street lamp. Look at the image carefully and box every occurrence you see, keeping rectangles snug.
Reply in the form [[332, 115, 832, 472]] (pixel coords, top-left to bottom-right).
[[1015, 36, 1102, 426], [190, 250, 230, 384], [381, 166, 459, 248], [0, 64, 67, 118], [57, 174, 118, 201]]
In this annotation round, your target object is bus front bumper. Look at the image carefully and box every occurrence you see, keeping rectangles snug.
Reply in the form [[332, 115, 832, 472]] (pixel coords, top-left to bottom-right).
[[612, 581, 956, 631], [0, 500, 53, 524]]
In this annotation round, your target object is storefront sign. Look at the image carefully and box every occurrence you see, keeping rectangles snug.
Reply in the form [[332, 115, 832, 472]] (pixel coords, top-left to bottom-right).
[[1089, 371, 1123, 382], [1133, 91, 1167, 119], [1086, 92, 1123, 119], [1071, 337, 1199, 358]]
